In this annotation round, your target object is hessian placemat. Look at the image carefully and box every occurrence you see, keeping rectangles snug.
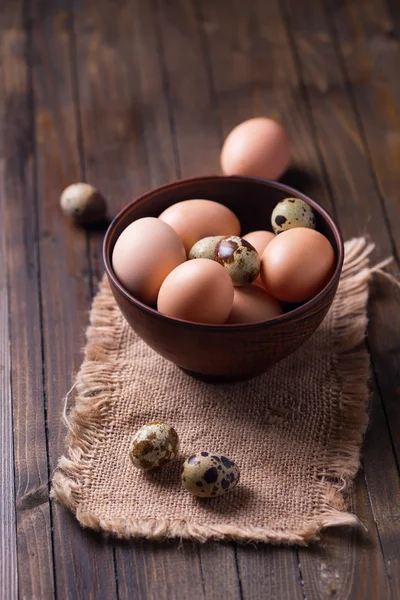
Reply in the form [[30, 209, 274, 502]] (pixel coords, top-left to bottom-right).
[[52, 238, 378, 545]]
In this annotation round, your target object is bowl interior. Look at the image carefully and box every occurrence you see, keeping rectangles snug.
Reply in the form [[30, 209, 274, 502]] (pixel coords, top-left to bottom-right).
[[104, 175, 343, 323]]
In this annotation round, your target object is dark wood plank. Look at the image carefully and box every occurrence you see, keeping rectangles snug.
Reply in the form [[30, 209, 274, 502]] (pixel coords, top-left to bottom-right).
[[117, 541, 208, 600], [199, 544, 241, 600], [1, 2, 54, 598], [0, 103, 18, 600], [72, 1, 210, 597], [281, 0, 394, 259], [324, 0, 400, 460], [236, 547, 303, 600], [155, 0, 222, 179], [299, 474, 391, 600], [28, 1, 118, 597], [281, 0, 400, 596], [363, 370, 400, 597]]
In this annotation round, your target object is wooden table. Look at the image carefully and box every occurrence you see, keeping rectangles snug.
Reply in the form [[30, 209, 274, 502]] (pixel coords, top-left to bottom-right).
[[1, 0, 400, 598]]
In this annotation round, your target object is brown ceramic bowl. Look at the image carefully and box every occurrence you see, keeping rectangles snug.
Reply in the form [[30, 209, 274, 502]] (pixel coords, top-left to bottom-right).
[[103, 175, 343, 382]]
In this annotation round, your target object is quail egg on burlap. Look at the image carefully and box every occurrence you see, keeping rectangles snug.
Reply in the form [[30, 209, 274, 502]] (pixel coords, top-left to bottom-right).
[[129, 421, 179, 471], [181, 452, 240, 498], [214, 236, 260, 286], [271, 197, 316, 234], [188, 236, 224, 260]]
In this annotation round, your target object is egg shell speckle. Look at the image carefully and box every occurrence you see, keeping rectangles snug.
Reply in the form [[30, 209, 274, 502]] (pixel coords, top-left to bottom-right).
[[181, 452, 240, 498], [188, 236, 224, 260], [271, 197, 316, 234], [129, 422, 179, 471], [60, 182, 107, 224], [214, 236, 260, 286]]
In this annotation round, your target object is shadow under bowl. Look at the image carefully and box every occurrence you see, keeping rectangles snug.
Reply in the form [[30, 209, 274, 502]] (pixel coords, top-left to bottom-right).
[[103, 175, 344, 382]]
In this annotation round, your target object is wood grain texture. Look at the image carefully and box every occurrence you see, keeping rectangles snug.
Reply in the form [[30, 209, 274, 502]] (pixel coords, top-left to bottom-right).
[[72, 1, 209, 597], [0, 137, 18, 600], [117, 541, 208, 600], [236, 547, 303, 600], [299, 475, 392, 600], [0, 1, 55, 598], [324, 0, 400, 459], [281, 0, 400, 595], [0, 0, 398, 597], [28, 0, 118, 598], [325, 0, 400, 249], [155, 0, 222, 178]]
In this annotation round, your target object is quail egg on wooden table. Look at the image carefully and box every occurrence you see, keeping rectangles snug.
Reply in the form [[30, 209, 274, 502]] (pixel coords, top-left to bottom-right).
[[181, 452, 240, 498], [60, 182, 107, 224], [271, 197, 316, 234], [129, 422, 179, 471]]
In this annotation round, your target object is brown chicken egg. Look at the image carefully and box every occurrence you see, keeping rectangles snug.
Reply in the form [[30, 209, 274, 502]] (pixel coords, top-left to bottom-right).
[[242, 230, 275, 256], [220, 117, 291, 180], [159, 199, 240, 254], [260, 228, 335, 303], [243, 230, 275, 287], [157, 258, 234, 324], [226, 284, 282, 324], [112, 217, 186, 305]]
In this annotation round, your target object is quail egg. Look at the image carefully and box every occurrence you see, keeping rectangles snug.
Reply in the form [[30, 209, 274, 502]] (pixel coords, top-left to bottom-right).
[[188, 236, 223, 260], [214, 236, 260, 286], [189, 235, 260, 286], [129, 421, 179, 471], [271, 197, 316, 234], [60, 182, 107, 224], [181, 451, 240, 498]]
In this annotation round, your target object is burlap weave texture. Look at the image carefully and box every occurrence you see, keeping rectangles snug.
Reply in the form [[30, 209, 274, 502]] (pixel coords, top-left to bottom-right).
[[53, 238, 373, 544]]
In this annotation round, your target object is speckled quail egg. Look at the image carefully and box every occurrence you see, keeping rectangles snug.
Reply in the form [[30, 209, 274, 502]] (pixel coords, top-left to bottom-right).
[[188, 236, 224, 260], [129, 422, 179, 471], [181, 451, 240, 498], [214, 236, 260, 286], [60, 182, 107, 224], [271, 197, 316, 234]]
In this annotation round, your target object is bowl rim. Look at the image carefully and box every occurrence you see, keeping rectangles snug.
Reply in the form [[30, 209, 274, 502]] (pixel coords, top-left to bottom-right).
[[103, 175, 344, 330]]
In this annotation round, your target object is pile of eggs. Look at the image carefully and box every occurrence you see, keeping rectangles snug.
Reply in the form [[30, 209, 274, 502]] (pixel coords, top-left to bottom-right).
[[112, 196, 335, 325]]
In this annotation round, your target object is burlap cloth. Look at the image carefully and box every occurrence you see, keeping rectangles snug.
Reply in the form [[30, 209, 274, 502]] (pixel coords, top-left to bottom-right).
[[52, 238, 378, 545]]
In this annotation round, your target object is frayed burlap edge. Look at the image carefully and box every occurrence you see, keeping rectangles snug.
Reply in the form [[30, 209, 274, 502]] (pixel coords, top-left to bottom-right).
[[52, 238, 379, 545]]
